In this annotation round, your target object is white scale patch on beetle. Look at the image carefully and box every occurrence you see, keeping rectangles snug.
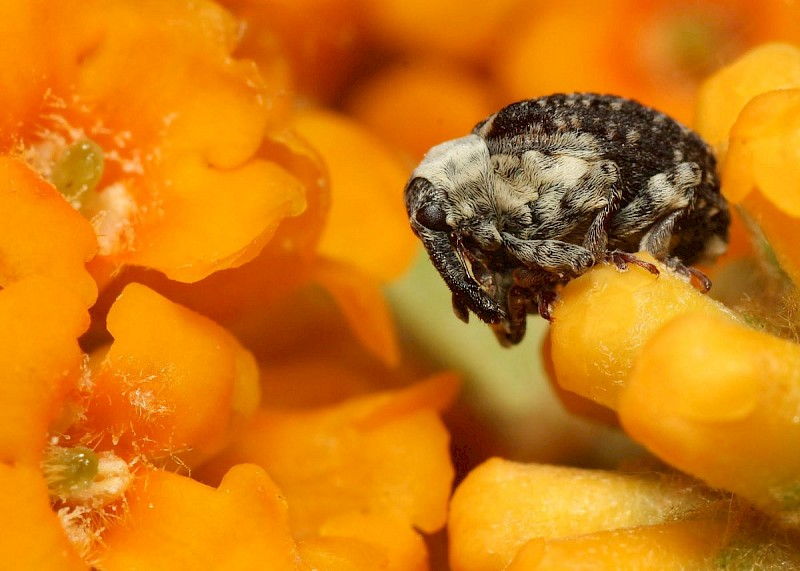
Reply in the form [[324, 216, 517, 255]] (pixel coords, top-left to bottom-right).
[[405, 93, 730, 346]]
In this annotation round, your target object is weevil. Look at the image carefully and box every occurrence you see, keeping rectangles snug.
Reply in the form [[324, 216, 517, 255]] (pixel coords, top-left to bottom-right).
[[405, 93, 730, 346]]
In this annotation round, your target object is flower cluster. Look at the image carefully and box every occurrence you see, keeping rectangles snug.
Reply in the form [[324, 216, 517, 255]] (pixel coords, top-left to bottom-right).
[[3, 0, 800, 569]]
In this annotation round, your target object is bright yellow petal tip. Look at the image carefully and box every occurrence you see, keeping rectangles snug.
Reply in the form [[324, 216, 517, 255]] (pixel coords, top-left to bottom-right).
[[621, 312, 800, 524], [696, 43, 800, 157], [549, 253, 736, 409]]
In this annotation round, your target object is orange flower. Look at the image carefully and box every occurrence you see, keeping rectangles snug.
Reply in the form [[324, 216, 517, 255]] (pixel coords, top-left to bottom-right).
[[621, 313, 800, 523], [291, 108, 417, 283], [13, 0, 800, 567], [697, 43, 800, 291], [220, 0, 369, 102], [0, 464, 86, 569], [1, 0, 440, 566], [97, 463, 431, 569], [344, 58, 499, 162], [99, 106, 416, 368], [314, 512, 429, 571], [505, 520, 730, 571], [0, 157, 95, 465], [0, 278, 88, 465], [75, 284, 260, 467], [495, 0, 800, 124], [546, 255, 800, 524], [695, 43, 800, 285], [549, 253, 735, 409], [290, 108, 419, 365], [449, 458, 735, 571], [363, 0, 525, 62], [0, 157, 96, 306], [1, 0, 306, 286], [696, 43, 800, 156], [98, 465, 301, 570], [196, 373, 458, 537]]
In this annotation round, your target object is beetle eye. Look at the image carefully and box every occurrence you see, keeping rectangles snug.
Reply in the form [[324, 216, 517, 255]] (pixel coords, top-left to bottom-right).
[[415, 203, 450, 232]]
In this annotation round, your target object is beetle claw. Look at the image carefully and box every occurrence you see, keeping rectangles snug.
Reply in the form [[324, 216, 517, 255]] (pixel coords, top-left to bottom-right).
[[451, 293, 470, 323], [670, 262, 712, 293], [537, 290, 557, 321], [605, 250, 660, 276]]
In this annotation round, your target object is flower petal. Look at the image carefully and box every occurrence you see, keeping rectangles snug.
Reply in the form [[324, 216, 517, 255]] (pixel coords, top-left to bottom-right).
[[696, 43, 800, 157], [98, 465, 301, 570], [620, 312, 800, 523], [129, 157, 306, 282], [318, 512, 429, 571], [313, 258, 400, 367], [291, 109, 417, 282], [0, 278, 88, 464], [197, 374, 457, 536], [3, 0, 307, 284], [0, 157, 97, 306], [723, 89, 800, 215], [506, 520, 729, 571], [297, 536, 388, 570], [0, 464, 86, 570], [364, 0, 524, 61], [448, 458, 721, 571], [223, 0, 368, 101], [80, 284, 259, 466], [344, 59, 497, 161], [549, 254, 736, 409]]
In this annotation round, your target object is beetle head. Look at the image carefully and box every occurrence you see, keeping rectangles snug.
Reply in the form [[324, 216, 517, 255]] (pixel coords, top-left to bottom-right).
[[404, 135, 541, 343]]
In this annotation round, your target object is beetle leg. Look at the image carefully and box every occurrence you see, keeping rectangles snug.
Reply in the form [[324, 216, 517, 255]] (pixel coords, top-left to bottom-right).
[[451, 292, 471, 323], [638, 209, 683, 260], [503, 234, 595, 277], [491, 285, 530, 346], [667, 259, 712, 292], [605, 250, 660, 275], [613, 162, 700, 239], [536, 290, 557, 321], [582, 172, 623, 257]]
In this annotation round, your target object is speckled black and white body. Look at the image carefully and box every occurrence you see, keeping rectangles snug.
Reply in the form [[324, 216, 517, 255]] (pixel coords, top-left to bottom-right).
[[405, 93, 730, 345]]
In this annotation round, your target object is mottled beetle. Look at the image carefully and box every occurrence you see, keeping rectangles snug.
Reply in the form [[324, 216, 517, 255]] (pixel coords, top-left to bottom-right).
[[404, 93, 730, 346]]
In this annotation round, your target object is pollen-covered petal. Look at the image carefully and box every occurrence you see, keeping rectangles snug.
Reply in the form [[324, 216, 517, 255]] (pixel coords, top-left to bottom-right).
[[620, 312, 800, 523], [3, 0, 307, 285], [549, 254, 737, 410], [81, 283, 259, 466], [97, 465, 301, 570], [196, 374, 458, 537]]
